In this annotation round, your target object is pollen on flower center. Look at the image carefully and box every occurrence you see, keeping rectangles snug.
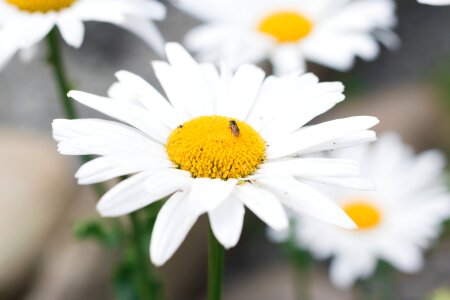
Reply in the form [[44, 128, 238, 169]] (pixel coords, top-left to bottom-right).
[[6, 0, 76, 12], [342, 200, 382, 230], [258, 11, 314, 43], [166, 116, 266, 180]]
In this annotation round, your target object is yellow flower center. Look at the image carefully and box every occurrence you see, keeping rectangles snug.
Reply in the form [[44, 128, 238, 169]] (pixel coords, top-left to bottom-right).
[[258, 11, 314, 43], [166, 116, 266, 180], [342, 200, 382, 230], [6, 0, 76, 12]]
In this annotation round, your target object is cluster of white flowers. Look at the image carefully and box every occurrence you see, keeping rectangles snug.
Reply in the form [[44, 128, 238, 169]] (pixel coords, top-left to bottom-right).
[[1, 0, 449, 293]]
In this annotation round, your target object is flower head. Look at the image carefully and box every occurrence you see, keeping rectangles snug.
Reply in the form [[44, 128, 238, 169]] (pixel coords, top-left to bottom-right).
[[277, 133, 450, 288], [53, 43, 379, 266], [0, 0, 166, 70], [176, 0, 398, 75]]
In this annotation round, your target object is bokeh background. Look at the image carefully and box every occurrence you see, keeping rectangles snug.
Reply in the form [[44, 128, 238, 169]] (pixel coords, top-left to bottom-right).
[[1, 1, 450, 299]]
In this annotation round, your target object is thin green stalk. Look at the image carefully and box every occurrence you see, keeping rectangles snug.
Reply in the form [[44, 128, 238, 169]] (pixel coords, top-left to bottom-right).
[[288, 245, 311, 300], [375, 262, 395, 300], [130, 212, 158, 300], [46, 28, 76, 120], [208, 225, 225, 300], [357, 262, 395, 300]]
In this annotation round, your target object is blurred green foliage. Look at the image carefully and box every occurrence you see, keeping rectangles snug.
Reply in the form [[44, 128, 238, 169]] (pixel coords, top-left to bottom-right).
[[73, 219, 123, 248]]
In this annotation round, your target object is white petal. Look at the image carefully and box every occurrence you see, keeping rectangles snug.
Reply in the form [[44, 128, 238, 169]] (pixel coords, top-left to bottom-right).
[[57, 14, 85, 48], [114, 70, 179, 128], [209, 196, 245, 249], [75, 154, 172, 184], [330, 252, 374, 289], [17, 15, 55, 49], [217, 64, 265, 121], [258, 176, 356, 229], [305, 176, 376, 191], [186, 178, 237, 213], [262, 82, 345, 136], [151, 61, 190, 122], [267, 117, 379, 158], [296, 130, 377, 155], [68, 91, 170, 143], [96, 169, 192, 217], [270, 45, 305, 76], [107, 82, 139, 104], [53, 118, 163, 156], [0, 38, 16, 71], [19, 44, 38, 63], [150, 189, 201, 266], [235, 183, 288, 231], [259, 158, 361, 179], [164, 43, 214, 117], [200, 63, 221, 112], [74, 1, 125, 23], [119, 16, 165, 56], [378, 242, 423, 273], [303, 32, 379, 71], [247, 73, 319, 131]]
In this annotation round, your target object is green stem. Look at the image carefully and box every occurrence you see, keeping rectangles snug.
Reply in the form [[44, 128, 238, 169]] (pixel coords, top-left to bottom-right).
[[288, 245, 311, 300], [208, 225, 225, 300], [130, 212, 153, 299], [130, 211, 162, 300], [295, 260, 310, 300], [375, 262, 395, 300], [358, 262, 395, 300], [46, 28, 76, 120]]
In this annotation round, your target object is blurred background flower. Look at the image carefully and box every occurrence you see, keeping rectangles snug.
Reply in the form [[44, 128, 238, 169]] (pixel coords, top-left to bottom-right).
[[175, 0, 398, 75], [272, 133, 450, 289]]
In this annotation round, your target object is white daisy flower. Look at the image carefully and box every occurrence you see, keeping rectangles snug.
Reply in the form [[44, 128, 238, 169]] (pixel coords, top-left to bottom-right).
[[0, 0, 166, 70], [418, 0, 450, 5], [175, 0, 398, 75], [282, 133, 450, 289], [52, 43, 379, 266]]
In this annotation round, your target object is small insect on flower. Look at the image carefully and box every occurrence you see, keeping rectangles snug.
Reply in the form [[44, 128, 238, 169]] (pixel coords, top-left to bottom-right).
[[229, 120, 240, 137]]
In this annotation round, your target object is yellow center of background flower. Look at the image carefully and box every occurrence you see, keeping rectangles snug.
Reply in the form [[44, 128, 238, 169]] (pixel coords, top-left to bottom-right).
[[342, 200, 382, 230], [258, 11, 314, 43], [6, 0, 76, 12], [166, 116, 266, 180]]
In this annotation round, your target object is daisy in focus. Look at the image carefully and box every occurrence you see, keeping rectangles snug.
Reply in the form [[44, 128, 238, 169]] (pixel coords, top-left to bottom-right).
[[418, 0, 450, 5], [175, 0, 398, 75], [0, 0, 166, 70], [281, 133, 450, 289], [53, 43, 379, 266]]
